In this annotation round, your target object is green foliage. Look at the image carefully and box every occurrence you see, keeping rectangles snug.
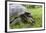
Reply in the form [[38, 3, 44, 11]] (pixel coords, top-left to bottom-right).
[[10, 5, 42, 29], [23, 5, 42, 9]]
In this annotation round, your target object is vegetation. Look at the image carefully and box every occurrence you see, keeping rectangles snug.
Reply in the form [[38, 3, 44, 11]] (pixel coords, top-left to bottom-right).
[[10, 5, 42, 29]]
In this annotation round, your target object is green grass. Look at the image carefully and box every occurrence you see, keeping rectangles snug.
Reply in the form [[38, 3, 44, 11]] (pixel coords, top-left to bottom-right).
[[10, 6, 42, 29], [28, 8, 42, 28]]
